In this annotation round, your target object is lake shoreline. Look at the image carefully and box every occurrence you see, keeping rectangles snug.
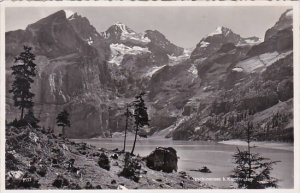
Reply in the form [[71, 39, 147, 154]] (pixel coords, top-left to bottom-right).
[[82, 133, 294, 152], [218, 139, 293, 151], [72, 136, 294, 189]]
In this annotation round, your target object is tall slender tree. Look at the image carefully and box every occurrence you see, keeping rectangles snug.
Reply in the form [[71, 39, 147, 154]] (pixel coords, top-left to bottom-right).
[[9, 46, 37, 120], [123, 104, 133, 152], [131, 92, 149, 155], [230, 122, 280, 189], [56, 110, 71, 136]]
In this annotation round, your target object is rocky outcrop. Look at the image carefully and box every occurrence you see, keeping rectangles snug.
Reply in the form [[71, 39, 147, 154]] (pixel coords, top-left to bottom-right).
[[264, 9, 292, 41], [146, 147, 178, 173], [247, 9, 293, 57]]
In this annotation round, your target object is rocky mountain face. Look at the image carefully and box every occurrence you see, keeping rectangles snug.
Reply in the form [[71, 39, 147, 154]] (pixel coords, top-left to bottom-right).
[[190, 26, 261, 60], [6, 9, 294, 141], [6, 10, 113, 138], [170, 9, 293, 141]]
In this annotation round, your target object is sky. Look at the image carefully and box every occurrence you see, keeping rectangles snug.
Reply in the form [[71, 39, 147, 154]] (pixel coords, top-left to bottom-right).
[[5, 6, 291, 48]]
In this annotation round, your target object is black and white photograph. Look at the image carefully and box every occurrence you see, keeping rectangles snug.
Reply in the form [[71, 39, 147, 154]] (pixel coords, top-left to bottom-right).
[[1, 1, 299, 191]]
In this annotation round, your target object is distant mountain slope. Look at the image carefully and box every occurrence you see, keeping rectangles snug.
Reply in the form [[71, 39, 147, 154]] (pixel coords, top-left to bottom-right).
[[170, 9, 293, 142]]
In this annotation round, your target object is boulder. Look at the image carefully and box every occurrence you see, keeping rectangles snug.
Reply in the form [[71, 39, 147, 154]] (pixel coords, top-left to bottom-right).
[[98, 153, 110, 171], [111, 179, 116, 184], [52, 175, 69, 188], [68, 183, 81, 189], [111, 153, 118, 159], [190, 166, 212, 173], [36, 164, 47, 177], [84, 182, 94, 189], [199, 166, 212, 173], [146, 147, 178, 173], [7, 170, 24, 180]]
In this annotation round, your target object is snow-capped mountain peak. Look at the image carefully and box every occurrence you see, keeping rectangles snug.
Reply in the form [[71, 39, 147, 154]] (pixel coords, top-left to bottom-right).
[[284, 9, 292, 19], [208, 26, 232, 37], [64, 10, 75, 19], [103, 23, 150, 45], [114, 22, 132, 34]]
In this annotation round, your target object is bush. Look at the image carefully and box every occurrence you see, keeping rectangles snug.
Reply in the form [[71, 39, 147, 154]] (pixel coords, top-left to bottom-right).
[[119, 153, 141, 182]]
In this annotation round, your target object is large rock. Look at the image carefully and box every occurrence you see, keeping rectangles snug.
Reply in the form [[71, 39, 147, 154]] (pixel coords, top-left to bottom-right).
[[146, 147, 178, 173], [98, 153, 110, 171]]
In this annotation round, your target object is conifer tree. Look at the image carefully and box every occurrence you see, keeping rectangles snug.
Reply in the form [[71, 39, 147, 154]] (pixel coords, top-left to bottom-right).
[[9, 46, 37, 120], [230, 122, 280, 189], [131, 92, 149, 155], [56, 110, 71, 136]]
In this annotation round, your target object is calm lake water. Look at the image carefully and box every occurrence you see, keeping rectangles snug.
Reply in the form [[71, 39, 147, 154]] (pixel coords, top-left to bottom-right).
[[72, 137, 294, 189]]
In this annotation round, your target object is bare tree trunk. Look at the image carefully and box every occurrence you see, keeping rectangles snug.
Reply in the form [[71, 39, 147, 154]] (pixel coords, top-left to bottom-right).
[[131, 124, 138, 155], [20, 107, 24, 121], [247, 123, 252, 179], [123, 107, 129, 152], [20, 95, 25, 120]]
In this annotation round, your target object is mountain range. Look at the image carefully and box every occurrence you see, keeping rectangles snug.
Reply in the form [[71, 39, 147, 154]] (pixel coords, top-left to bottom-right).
[[5, 9, 293, 141]]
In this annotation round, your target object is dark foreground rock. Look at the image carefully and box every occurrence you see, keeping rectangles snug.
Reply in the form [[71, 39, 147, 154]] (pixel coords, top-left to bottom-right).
[[146, 147, 178, 173], [98, 153, 110, 171], [5, 125, 211, 189]]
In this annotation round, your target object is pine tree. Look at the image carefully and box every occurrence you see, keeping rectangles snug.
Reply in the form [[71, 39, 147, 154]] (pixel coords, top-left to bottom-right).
[[9, 46, 37, 121], [131, 92, 149, 155], [230, 122, 280, 189], [56, 110, 71, 136]]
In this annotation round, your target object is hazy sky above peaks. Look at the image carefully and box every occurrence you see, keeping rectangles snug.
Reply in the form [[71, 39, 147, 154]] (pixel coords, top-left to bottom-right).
[[5, 6, 291, 48]]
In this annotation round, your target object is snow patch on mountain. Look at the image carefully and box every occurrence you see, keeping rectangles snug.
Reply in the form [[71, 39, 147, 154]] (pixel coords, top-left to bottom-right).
[[105, 22, 151, 45], [121, 32, 151, 45], [64, 10, 75, 19], [115, 22, 128, 34], [232, 67, 243, 72], [86, 37, 93, 45], [49, 73, 56, 94], [236, 50, 293, 73], [145, 65, 166, 77], [209, 26, 223, 36], [199, 41, 210, 48], [244, 39, 261, 44], [188, 63, 198, 77], [237, 38, 262, 46], [108, 43, 150, 66], [168, 48, 192, 66], [285, 9, 293, 18]]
